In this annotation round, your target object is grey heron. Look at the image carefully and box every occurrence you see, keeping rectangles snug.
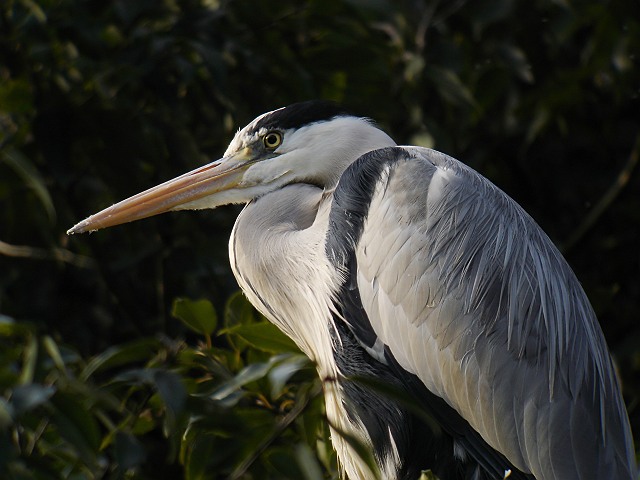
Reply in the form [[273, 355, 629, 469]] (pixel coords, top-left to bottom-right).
[[68, 101, 636, 479]]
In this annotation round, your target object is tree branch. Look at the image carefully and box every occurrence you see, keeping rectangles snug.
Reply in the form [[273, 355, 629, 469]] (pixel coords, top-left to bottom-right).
[[562, 133, 640, 253], [0, 240, 95, 268]]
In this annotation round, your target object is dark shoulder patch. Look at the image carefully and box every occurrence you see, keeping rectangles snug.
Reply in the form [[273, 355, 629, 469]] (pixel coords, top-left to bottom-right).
[[255, 100, 354, 131], [325, 146, 411, 351], [326, 146, 413, 267]]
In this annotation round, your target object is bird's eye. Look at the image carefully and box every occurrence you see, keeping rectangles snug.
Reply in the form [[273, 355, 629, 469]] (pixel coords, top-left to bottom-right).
[[263, 131, 282, 150]]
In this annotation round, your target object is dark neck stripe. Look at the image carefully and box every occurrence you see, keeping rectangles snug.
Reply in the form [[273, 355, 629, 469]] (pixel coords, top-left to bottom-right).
[[326, 146, 411, 268]]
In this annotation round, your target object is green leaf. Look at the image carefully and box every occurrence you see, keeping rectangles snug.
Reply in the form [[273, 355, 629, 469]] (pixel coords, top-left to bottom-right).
[[1, 147, 56, 223], [183, 435, 216, 480], [210, 361, 273, 403], [19, 334, 38, 385], [498, 45, 534, 84], [0, 77, 33, 114], [223, 322, 300, 354], [263, 446, 304, 478], [295, 443, 324, 480], [0, 397, 14, 429], [114, 432, 146, 470], [50, 392, 101, 462], [108, 368, 186, 463], [172, 297, 218, 336], [425, 66, 478, 110], [112, 368, 187, 416], [153, 369, 187, 417], [419, 470, 441, 480], [18, 0, 47, 23], [224, 291, 257, 329], [81, 338, 162, 381], [222, 291, 258, 353], [113, 368, 155, 385], [42, 335, 67, 373], [0, 314, 16, 330], [268, 354, 310, 398], [10, 384, 55, 414]]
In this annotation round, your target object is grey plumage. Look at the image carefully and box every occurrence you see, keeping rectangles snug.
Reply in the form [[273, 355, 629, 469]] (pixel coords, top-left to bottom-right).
[[68, 101, 637, 480], [331, 146, 635, 478]]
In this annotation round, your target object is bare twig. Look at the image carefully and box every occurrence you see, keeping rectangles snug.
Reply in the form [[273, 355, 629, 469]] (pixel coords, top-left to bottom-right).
[[0, 240, 95, 268], [562, 133, 640, 253], [415, 0, 441, 53]]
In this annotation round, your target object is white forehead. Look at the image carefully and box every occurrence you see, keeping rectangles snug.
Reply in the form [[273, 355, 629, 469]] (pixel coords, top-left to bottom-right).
[[224, 107, 285, 156]]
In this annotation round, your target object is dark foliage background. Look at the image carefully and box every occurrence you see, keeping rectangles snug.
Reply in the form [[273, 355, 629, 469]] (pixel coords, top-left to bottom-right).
[[1, 0, 638, 478]]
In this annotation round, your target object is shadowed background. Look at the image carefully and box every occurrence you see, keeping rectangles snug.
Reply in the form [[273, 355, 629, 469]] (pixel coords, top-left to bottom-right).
[[1, 0, 638, 478]]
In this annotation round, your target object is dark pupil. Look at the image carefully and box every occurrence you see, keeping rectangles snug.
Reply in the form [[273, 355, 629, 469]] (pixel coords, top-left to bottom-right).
[[266, 134, 278, 146]]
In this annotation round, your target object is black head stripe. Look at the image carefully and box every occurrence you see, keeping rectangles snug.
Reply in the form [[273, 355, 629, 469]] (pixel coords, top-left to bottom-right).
[[254, 100, 354, 132]]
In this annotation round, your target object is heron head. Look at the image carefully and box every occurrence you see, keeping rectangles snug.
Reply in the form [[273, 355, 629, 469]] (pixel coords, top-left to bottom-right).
[[67, 101, 395, 234]]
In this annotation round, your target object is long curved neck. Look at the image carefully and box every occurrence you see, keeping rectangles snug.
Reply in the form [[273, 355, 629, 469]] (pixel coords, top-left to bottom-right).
[[228, 182, 399, 479], [228, 183, 341, 373]]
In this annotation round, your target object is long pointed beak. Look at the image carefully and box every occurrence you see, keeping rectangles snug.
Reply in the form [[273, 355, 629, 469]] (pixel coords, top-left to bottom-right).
[[67, 150, 252, 234]]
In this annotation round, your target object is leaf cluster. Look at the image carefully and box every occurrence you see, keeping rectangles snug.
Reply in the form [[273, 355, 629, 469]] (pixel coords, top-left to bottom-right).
[[0, 294, 338, 479]]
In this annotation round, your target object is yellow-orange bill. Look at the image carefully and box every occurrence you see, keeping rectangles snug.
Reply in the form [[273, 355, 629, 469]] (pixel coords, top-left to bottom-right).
[[67, 152, 250, 235]]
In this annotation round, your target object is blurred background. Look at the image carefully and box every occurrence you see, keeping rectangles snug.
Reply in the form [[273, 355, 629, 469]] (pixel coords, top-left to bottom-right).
[[1, 0, 638, 478]]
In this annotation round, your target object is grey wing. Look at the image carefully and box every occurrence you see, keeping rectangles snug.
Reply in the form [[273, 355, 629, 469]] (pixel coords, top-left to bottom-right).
[[336, 146, 636, 479]]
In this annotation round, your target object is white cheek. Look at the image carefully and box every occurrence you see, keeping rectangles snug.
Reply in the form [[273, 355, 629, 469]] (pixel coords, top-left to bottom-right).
[[242, 160, 292, 186]]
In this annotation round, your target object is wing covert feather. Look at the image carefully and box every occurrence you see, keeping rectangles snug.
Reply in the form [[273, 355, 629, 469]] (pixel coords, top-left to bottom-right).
[[348, 147, 635, 479]]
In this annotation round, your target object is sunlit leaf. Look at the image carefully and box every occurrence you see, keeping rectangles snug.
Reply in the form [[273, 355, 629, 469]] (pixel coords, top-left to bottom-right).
[[210, 361, 272, 402], [419, 470, 441, 480], [223, 322, 300, 354], [268, 354, 310, 398]]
